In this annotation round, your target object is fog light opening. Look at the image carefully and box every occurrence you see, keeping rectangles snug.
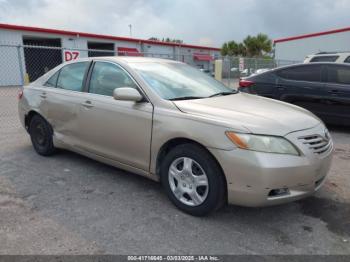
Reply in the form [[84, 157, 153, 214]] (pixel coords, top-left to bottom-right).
[[268, 188, 290, 197]]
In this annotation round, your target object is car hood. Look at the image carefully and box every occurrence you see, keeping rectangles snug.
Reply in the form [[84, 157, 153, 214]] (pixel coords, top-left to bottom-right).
[[173, 93, 321, 136]]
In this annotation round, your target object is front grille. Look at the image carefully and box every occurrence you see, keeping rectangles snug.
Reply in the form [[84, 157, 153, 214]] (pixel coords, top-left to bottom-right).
[[298, 133, 332, 155]]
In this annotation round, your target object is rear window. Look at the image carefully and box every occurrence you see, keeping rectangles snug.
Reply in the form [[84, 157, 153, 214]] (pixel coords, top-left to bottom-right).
[[310, 56, 339, 62], [344, 56, 350, 63], [277, 65, 322, 82], [328, 65, 350, 85]]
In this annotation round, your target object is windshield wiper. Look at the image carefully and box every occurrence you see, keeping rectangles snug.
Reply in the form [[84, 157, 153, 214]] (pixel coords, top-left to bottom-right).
[[209, 91, 237, 98], [169, 96, 205, 101]]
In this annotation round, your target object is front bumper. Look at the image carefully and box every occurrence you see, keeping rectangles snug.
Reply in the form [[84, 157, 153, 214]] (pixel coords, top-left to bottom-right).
[[209, 124, 333, 207]]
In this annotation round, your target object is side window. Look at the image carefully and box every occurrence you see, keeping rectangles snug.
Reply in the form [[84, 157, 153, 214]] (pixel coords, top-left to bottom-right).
[[328, 65, 350, 85], [344, 56, 350, 63], [56, 62, 89, 92], [277, 65, 321, 82], [89, 62, 138, 97], [44, 70, 60, 87], [310, 56, 338, 62]]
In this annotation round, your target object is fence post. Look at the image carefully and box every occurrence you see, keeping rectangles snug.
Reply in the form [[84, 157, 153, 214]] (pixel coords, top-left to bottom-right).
[[228, 57, 231, 88], [62, 47, 66, 62], [16, 45, 25, 86]]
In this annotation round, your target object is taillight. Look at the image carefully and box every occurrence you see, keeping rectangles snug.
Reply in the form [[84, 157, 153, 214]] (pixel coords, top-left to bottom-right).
[[239, 79, 254, 88], [18, 89, 23, 100]]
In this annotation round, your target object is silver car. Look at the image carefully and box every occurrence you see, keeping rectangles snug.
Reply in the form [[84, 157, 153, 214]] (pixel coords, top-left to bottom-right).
[[18, 57, 333, 216]]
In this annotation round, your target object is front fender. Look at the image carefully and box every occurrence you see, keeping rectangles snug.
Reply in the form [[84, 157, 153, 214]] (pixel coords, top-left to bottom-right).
[[149, 107, 245, 174]]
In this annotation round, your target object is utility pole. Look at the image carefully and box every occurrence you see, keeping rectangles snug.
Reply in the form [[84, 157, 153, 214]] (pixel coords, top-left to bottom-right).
[[128, 24, 132, 37]]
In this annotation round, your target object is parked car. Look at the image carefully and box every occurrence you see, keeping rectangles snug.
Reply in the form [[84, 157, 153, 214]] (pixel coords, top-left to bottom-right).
[[18, 57, 333, 216], [249, 68, 271, 77], [199, 68, 214, 77], [255, 68, 271, 75], [304, 51, 350, 63], [231, 67, 250, 77], [239, 63, 350, 126]]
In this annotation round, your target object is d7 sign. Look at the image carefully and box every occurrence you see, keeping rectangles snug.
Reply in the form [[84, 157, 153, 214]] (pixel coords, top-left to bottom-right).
[[64, 50, 80, 62]]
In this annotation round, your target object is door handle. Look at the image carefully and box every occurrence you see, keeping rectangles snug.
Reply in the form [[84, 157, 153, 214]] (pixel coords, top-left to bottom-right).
[[276, 85, 285, 90], [82, 100, 93, 108], [328, 89, 341, 95], [40, 92, 47, 99]]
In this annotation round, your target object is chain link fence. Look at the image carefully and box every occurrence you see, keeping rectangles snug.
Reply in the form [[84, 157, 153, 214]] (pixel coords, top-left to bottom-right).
[[0, 43, 300, 128]]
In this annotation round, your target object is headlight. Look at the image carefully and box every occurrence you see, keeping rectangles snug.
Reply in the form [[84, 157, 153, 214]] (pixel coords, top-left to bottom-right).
[[225, 131, 299, 156]]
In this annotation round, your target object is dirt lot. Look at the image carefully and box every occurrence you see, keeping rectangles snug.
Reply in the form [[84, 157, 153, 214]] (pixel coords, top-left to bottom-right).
[[0, 87, 349, 254]]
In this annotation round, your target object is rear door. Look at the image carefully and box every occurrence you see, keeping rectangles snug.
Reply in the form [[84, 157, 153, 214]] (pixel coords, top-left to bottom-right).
[[324, 64, 350, 125], [274, 65, 329, 117], [44, 61, 91, 146]]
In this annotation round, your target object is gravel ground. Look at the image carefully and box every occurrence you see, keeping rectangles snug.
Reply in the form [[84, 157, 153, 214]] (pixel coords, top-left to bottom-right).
[[0, 87, 349, 255]]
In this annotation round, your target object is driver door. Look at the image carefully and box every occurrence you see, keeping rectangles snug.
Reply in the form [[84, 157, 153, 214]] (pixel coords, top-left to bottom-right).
[[77, 61, 153, 171]]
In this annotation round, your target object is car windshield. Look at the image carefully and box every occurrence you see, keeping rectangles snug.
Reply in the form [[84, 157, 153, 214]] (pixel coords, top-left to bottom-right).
[[129, 62, 236, 100]]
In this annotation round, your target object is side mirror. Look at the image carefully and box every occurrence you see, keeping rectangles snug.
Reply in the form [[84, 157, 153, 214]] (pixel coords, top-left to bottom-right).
[[113, 87, 143, 102]]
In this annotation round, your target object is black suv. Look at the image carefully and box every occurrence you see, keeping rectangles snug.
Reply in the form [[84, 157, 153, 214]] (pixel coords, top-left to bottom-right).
[[239, 63, 350, 126]]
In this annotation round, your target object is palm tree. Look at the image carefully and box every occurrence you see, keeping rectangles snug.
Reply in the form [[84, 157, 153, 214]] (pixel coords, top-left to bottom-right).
[[255, 33, 272, 56], [221, 33, 272, 57], [221, 42, 229, 56], [227, 41, 238, 56], [243, 34, 272, 57], [237, 43, 247, 57]]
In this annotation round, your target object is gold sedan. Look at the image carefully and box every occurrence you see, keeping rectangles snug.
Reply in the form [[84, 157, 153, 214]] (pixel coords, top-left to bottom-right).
[[18, 57, 333, 216]]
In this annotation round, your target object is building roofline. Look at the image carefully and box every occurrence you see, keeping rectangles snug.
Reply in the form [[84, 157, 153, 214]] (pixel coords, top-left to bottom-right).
[[274, 26, 350, 44], [0, 23, 221, 51]]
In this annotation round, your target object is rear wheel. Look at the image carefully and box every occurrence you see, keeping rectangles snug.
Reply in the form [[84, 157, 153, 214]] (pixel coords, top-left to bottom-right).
[[160, 144, 226, 216], [29, 114, 56, 156]]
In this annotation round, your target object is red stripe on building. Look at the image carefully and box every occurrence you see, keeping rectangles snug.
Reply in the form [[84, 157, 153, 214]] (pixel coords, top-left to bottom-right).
[[274, 26, 350, 44], [0, 23, 221, 51]]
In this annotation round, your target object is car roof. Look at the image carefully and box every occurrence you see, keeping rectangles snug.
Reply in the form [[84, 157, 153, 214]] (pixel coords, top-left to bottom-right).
[[314, 51, 350, 55], [246, 62, 350, 79], [272, 62, 350, 71]]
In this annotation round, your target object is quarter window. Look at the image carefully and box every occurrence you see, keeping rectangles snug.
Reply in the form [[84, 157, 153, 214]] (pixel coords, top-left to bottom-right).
[[344, 56, 350, 63], [44, 70, 60, 87], [277, 65, 322, 82], [328, 65, 350, 85], [89, 62, 138, 97], [56, 62, 89, 92]]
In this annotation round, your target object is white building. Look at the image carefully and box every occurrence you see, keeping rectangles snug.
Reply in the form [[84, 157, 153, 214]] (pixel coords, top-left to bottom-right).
[[274, 26, 350, 61], [0, 23, 220, 86]]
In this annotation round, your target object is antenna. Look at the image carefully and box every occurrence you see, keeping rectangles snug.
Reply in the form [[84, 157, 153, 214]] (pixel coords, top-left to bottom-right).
[[128, 24, 132, 37]]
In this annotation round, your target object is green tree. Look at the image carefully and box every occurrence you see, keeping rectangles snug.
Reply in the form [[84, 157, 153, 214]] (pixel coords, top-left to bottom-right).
[[149, 37, 183, 44], [221, 42, 229, 56], [227, 41, 238, 56], [148, 37, 160, 41], [237, 43, 247, 57], [243, 33, 272, 57], [221, 33, 272, 57]]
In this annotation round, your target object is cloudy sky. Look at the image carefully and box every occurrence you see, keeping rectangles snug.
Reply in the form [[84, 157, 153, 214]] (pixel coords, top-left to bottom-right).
[[0, 0, 349, 47]]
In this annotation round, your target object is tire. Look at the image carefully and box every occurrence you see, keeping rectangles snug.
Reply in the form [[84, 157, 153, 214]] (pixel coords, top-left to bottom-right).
[[29, 114, 56, 156], [160, 143, 226, 216]]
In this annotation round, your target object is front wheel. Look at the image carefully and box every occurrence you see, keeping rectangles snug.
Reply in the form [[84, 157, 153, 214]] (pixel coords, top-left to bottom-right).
[[160, 144, 226, 216]]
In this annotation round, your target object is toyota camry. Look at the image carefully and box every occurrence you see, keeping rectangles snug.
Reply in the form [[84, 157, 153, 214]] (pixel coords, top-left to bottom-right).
[[18, 57, 333, 216]]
